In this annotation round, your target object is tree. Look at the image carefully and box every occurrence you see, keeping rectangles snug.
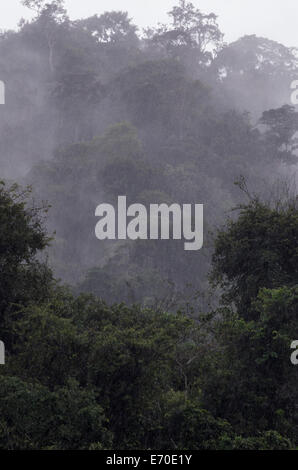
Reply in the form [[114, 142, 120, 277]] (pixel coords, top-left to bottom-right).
[[211, 35, 298, 117], [260, 105, 298, 163], [145, 0, 223, 71], [74, 12, 139, 79], [169, 0, 223, 52], [22, 0, 66, 21], [76, 12, 138, 45], [203, 286, 298, 446], [211, 197, 298, 318], [0, 182, 53, 345], [22, 0, 68, 73], [0, 376, 112, 449]]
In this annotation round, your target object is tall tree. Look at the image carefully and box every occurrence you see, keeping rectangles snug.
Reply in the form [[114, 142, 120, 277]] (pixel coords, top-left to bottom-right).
[[145, 0, 223, 72], [22, 0, 68, 73], [260, 105, 298, 161]]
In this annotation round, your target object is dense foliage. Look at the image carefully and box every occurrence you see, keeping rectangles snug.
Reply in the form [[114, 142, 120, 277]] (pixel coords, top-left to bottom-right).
[[1, 180, 298, 450]]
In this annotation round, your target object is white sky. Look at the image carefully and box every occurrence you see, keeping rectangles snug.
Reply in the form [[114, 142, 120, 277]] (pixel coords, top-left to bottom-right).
[[1, 0, 296, 47]]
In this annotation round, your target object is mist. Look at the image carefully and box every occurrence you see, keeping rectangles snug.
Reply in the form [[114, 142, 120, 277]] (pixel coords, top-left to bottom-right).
[[0, 0, 296, 308], [1, 0, 298, 451]]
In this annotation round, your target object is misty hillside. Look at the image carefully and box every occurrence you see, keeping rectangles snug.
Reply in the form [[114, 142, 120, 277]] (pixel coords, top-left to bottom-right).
[[1, 0, 298, 452], [0, 0, 296, 308]]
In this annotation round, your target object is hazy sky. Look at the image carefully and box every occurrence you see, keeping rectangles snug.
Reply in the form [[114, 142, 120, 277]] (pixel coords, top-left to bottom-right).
[[2, 0, 296, 47]]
